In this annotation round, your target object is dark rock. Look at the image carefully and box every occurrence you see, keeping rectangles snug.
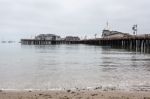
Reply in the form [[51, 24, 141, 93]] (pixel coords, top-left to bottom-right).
[[91, 94, 98, 96], [39, 93, 43, 96], [28, 90, 32, 92], [67, 90, 71, 93], [71, 91, 75, 94], [144, 97, 150, 99], [94, 86, 102, 90], [60, 96, 70, 99]]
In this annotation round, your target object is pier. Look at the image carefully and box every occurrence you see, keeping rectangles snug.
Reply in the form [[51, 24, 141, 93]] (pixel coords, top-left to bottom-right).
[[21, 39, 80, 45], [21, 35, 150, 53], [80, 35, 150, 53]]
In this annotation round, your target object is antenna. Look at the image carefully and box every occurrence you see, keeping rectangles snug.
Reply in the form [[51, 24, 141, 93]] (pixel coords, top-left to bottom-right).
[[106, 21, 111, 30], [106, 21, 109, 30]]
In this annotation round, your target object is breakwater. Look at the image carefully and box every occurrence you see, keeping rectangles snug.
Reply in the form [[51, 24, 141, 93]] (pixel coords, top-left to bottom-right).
[[21, 36, 150, 53]]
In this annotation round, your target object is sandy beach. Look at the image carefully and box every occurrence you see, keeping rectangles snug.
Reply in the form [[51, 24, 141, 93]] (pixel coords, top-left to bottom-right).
[[0, 89, 150, 99]]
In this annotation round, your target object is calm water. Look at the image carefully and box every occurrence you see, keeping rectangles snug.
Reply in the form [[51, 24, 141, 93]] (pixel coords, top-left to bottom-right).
[[0, 43, 150, 91]]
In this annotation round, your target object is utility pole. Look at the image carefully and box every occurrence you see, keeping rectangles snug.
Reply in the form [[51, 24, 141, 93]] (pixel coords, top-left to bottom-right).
[[94, 34, 97, 39]]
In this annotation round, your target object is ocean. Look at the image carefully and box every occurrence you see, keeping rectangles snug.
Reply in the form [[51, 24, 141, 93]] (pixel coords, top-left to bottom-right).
[[0, 43, 150, 91]]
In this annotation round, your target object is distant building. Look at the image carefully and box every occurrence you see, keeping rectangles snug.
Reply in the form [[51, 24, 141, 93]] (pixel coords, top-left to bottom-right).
[[35, 34, 61, 40], [65, 36, 80, 41], [102, 29, 131, 38]]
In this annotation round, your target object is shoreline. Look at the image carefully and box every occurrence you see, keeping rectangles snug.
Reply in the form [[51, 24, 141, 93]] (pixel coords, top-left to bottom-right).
[[0, 89, 150, 99]]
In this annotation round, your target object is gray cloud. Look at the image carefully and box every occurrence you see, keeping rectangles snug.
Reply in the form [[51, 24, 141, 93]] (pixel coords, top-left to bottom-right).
[[0, 0, 150, 40]]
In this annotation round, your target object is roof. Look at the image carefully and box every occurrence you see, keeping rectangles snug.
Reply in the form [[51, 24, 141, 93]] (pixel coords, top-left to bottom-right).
[[36, 34, 60, 37], [102, 29, 131, 36]]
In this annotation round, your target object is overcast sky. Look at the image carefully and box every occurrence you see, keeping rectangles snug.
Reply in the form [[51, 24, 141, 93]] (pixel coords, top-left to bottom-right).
[[0, 0, 150, 40]]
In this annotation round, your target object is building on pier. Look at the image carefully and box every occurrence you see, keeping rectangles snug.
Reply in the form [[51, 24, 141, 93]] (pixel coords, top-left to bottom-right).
[[102, 29, 131, 38], [35, 34, 61, 40], [21, 34, 81, 45], [65, 36, 80, 41]]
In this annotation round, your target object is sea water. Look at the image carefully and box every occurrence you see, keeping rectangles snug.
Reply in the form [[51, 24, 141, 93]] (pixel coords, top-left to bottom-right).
[[0, 43, 150, 91]]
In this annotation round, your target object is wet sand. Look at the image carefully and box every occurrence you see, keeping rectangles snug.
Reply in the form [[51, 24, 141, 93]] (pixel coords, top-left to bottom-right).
[[0, 90, 150, 99]]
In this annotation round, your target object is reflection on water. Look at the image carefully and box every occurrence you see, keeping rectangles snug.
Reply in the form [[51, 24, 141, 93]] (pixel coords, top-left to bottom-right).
[[0, 43, 150, 91]]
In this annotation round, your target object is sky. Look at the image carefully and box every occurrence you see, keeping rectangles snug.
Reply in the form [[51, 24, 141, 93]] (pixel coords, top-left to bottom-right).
[[0, 0, 150, 41]]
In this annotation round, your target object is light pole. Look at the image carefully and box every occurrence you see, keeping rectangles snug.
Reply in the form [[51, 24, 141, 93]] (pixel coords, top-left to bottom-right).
[[94, 34, 97, 39], [132, 24, 138, 35]]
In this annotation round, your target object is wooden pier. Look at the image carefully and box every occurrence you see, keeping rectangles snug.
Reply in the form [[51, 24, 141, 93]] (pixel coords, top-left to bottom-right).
[[80, 36, 150, 53], [21, 35, 150, 53], [21, 39, 80, 45]]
